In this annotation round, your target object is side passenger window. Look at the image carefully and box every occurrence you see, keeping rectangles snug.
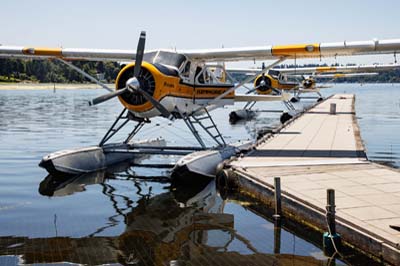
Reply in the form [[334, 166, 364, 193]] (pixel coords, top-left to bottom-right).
[[196, 67, 204, 84]]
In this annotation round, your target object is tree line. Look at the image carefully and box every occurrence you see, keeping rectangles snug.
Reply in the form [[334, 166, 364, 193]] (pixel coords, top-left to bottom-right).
[[276, 63, 400, 83], [0, 58, 399, 83], [0, 58, 121, 83], [231, 63, 400, 83]]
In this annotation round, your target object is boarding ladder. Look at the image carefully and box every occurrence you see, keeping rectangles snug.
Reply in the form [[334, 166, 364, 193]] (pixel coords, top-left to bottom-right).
[[190, 108, 226, 147], [178, 107, 226, 148]]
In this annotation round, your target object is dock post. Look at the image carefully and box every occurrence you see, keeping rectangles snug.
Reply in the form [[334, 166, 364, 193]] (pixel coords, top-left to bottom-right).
[[327, 189, 336, 235], [330, 103, 336, 115], [273, 221, 281, 254], [273, 177, 281, 220], [323, 189, 341, 254]]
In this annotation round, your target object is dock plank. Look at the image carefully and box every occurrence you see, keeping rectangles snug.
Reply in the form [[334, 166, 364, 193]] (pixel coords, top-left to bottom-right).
[[229, 94, 400, 264]]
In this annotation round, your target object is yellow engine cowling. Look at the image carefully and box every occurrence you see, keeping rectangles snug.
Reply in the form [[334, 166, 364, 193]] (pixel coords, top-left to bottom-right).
[[254, 74, 274, 94], [115, 62, 178, 114], [302, 78, 316, 89]]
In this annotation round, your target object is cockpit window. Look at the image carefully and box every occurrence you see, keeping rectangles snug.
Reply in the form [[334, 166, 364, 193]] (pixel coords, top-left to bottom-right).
[[181, 61, 191, 78], [195, 65, 228, 85], [153, 51, 187, 69], [143, 51, 158, 63], [142, 51, 187, 69], [268, 69, 280, 78]]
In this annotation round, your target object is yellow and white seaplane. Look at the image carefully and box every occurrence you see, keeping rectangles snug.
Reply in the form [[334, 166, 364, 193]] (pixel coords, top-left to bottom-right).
[[1, 32, 400, 180], [228, 63, 398, 99], [226, 63, 400, 123]]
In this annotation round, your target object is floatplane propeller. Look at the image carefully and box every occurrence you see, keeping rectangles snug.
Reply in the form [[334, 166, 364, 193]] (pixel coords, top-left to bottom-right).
[[89, 32, 172, 119]]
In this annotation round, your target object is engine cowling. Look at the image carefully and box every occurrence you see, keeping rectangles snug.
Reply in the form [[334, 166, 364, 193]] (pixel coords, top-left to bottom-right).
[[302, 78, 315, 89], [115, 62, 158, 113], [254, 75, 273, 94]]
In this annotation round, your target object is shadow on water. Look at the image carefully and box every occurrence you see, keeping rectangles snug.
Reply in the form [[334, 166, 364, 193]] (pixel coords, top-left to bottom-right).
[[0, 163, 355, 266]]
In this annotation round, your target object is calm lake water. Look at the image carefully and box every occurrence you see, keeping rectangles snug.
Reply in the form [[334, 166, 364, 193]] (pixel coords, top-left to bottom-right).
[[0, 84, 399, 265]]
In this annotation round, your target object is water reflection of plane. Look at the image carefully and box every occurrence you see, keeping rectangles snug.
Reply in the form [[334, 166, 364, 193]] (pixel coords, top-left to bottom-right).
[[1, 171, 328, 265], [38, 161, 133, 197]]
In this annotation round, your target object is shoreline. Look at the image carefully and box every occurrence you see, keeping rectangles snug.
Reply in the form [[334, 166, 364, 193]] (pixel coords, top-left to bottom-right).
[[0, 83, 114, 90]]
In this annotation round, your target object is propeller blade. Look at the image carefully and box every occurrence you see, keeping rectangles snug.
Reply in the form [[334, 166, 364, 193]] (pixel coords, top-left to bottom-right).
[[137, 87, 171, 118], [88, 31, 146, 107], [254, 85, 263, 90], [255, 84, 274, 92], [89, 87, 128, 106], [126, 79, 172, 118], [245, 88, 257, 94], [134, 31, 146, 78], [272, 88, 281, 95], [261, 62, 266, 78]]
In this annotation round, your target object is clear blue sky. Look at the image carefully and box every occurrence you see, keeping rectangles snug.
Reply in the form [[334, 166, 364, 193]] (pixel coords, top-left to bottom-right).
[[1, 0, 400, 65]]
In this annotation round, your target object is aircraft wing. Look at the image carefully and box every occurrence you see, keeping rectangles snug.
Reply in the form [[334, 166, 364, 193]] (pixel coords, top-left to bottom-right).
[[313, 72, 379, 79], [225, 68, 260, 75], [180, 39, 400, 61], [1, 38, 400, 62], [227, 64, 400, 75], [0, 46, 139, 61], [276, 63, 400, 74]]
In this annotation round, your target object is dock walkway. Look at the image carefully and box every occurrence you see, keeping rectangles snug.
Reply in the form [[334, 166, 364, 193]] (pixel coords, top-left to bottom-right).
[[227, 94, 400, 264]]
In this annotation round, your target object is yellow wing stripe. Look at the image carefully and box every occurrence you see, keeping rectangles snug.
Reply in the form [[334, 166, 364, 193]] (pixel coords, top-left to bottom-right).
[[333, 74, 345, 78], [315, 66, 338, 72], [22, 47, 62, 57], [272, 43, 320, 57]]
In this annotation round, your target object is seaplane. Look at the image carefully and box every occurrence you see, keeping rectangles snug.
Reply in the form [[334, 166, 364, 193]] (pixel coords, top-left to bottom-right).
[[226, 63, 400, 123], [1, 32, 400, 180]]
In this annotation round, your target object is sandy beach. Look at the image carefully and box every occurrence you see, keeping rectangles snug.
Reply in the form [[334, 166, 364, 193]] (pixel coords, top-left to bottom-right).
[[0, 83, 114, 90]]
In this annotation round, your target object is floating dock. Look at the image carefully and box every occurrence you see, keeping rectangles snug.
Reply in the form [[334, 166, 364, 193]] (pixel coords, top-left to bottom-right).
[[222, 94, 400, 264]]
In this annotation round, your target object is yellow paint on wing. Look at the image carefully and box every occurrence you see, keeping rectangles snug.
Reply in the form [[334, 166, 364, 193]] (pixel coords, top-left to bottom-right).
[[316, 66, 338, 73], [334, 74, 345, 78], [23, 47, 62, 57], [272, 44, 320, 57]]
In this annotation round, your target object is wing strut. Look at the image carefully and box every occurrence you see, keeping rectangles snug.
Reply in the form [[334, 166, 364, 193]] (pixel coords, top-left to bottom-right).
[[224, 69, 253, 92], [56, 58, 114, 92]]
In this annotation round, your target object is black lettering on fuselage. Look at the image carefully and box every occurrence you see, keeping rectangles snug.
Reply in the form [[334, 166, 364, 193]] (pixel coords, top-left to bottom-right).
[[163, 82, 175, 88], [196, 88, 225, 95]]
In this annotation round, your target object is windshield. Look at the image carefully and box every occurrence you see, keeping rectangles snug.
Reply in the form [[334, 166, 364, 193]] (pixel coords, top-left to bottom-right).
[[143, 51, 158, 63], [268, 69, 280, 78], [153, 51, 187, 69]]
